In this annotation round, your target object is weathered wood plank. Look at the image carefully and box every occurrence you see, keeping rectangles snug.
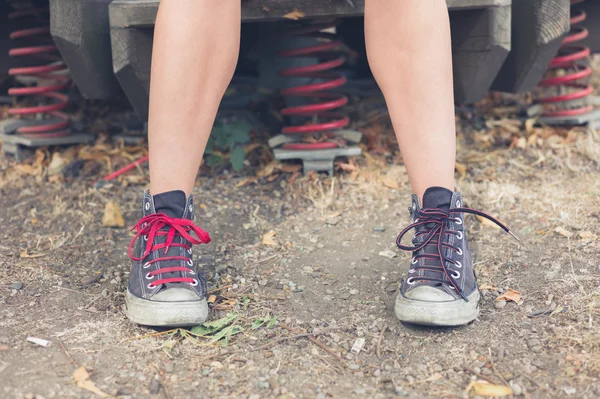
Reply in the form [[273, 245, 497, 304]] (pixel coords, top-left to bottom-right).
[[492, 0, 569, 93], [50, 0, 122, 99], [109, 0, 511, 28]]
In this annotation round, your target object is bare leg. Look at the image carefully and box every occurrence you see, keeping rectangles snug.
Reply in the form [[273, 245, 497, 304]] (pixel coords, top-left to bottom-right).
[[148, 0, 241, 196], [365, 0, 456, 200]]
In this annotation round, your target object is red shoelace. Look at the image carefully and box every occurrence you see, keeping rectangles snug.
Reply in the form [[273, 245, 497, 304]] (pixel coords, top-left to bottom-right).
[[396, 207, 519, 300], [128, 213, 211, 288]]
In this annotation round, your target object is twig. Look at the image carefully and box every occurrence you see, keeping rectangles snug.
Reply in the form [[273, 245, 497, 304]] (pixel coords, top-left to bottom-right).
[[206, 285, 233, 295], [279, 323, 347, 367], [59, 341, 78, 366], [224, 293, 287, 301], [256, 255, 277, 264], [521, 373, 541, 388], [490, 362, 510, 387], [464, 367, 498, 385], [151, 363, 172, 399], [376, 325, 387, 359]]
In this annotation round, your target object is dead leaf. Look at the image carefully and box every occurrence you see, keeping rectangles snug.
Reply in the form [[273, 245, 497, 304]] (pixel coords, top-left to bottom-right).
[[476, 215, 498, 228], [455, 162, 467, 179], [283, 9, 305, 19], [262, 5, 270, 11], [379, 176, 399, 190], [20, 249, 46, 259], [479, 283, 497, 291], [525, 117, 538, 134], [469, 381, 512, 397], [257, 161, 278, 178], [262, 230, 278, 247], [554, 226, 574, 238], [207, 295, 217, 303], [578, 231, 597, 240], [73, 366, 110, 398], [496, 288, 521, 303], [102, 202, 125, 228], [236, 177, 258, 188], [279, 164, 302, 173]]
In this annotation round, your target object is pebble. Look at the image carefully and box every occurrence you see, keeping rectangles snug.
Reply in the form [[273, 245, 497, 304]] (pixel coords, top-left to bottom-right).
[[432, 364, 443, 372], [349, 289, 359, 295], [349, 364, 360, 370], [378, 250, 397, 259], [510, 382, 523, 395], [81, 274, 101, 286], [164, 362, 174, 373], [531, 345, 542, 353], [323, 296, 332, 301], [296, 286, 305, 292], [249, 395, 260, 399], [373, 227, 385, 232], [326, 218, 339, 226], [258, 279, 268, 286], [495, 300, 507, 309], [149, 379, 161, 395], [374, 369, 381, 377], [10, 282, 23, 290], [303, 266, 314, 273], [481, 368, 492, 375], [354, 388, 366, 394], [527, 338, 541, 347]]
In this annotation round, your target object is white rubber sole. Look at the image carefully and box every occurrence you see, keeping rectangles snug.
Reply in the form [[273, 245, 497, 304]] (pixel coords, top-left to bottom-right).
[[395, 289, 480, 326], [125, 289, 209, 327]]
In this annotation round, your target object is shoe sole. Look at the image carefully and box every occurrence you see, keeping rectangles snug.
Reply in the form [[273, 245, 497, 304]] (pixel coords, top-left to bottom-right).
[[394, 290, 480, 327], [125, 289, 209, 327]]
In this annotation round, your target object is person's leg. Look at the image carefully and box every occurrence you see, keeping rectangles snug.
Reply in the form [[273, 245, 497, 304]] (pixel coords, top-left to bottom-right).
[[148, 0, 241, 196], [365, 0, 477, 326], [125, 0, 240, 327], [365, 0, 455, 201]]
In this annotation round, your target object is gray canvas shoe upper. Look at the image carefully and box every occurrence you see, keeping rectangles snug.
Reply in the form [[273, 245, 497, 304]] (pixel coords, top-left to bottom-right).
[[127, 192, 211, 302], [396, 187, 518, 302]]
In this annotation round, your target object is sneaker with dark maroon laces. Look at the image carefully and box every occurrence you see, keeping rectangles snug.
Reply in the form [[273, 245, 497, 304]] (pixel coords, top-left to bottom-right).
[[125, 190, 211, 327], [394, 187, 518, 326]]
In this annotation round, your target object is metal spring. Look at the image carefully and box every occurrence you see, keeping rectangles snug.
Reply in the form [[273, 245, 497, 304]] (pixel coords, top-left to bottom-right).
[[7, 2, 70, 137], [538, 0, 593, 118], [278, 21, 349, 150]]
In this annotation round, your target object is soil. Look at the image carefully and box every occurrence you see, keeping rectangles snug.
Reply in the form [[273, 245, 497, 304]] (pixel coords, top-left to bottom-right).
[[1, 100, 600, 399]]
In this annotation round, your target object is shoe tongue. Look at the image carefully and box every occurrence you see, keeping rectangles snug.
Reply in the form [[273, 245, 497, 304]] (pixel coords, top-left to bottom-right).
[[153, 190, 187, 218], [422, 186, 453, 211]]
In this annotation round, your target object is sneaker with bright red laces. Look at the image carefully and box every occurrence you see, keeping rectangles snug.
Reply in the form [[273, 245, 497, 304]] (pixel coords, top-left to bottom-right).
[[125, 190, 211, 327]]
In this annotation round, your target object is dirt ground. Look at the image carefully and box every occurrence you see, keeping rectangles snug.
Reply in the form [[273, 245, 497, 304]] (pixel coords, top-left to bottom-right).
[[1, 93, 600, 399]]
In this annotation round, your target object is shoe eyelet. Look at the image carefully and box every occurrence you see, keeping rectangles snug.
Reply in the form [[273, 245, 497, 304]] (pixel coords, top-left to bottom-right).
[[187, 248, 192, 254], [147, 283, 155, 289], [145, 202, 150, 211], [406, 277, 416, 285], [411, 257, 418, 264], [187, 259, 193, 267], [145, 272, 154, 280], [456, 200, 461, 207], [189, 279, 198, 287], [408, 269, 416, 274], [456, 248, 463, 255], [143, 235, 148, 241], [415, 218, 420, 223], [451, 270, 460, 279], [456, 231, 463, 240], [189, 204, 193, 213], [143, 262, 151, 269], [188, 270, 196, 275], [454, 217, 463, 225], [455, 261, 463, 268]]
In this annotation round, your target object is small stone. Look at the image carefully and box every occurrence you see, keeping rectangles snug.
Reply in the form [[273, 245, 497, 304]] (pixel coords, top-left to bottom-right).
[[527, 338, 541, 347], [481, 368, 493, 375], [510, 382, 522, 396], [164, 362, 174, 373], [531, 345, 542, 353], [303, 266, 314, 273], [432, 364, 443, 372], [378, 250, 397, 259], [349, 289, 359, 295], [296, 286, 305, 292], [249, 395, 260, 399], [80, 275, 101, 286], [495, 300, 507, 309], [373, 227, 386, 232], [10, 282, 23, 290], [258, 279, 268, 286], [349, 364, 360, 370], [323, 296, 332, 301], [276, 283, 284, 290], [354, 388, 366, 394], [374, 369, 381, 377], [326, 218, 340, 226], [149, 379, 161, 395]]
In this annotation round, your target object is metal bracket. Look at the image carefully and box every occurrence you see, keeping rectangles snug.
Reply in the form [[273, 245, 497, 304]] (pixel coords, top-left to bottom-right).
[[1, 119, 94, 162], [269, 129, 362, 175]]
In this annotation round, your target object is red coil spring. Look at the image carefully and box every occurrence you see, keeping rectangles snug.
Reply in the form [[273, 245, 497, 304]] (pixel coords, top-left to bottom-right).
[[538, 0, 593, 117], [278, 22, 349, 150], [7, 3, 70, 138]]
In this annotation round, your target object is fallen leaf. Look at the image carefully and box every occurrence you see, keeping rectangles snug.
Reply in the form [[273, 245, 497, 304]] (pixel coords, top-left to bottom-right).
[[236, 177, 258, 188], [476, 215, 498, 228], [554, 226, 574, 238], [455, 162, 467, 179], [496, 288, 521, 303], [479, 283, 497, 291], [20, 249, 46, 259], [379, 176, 399, 190], [550, 304, 565, 316], [279, 164, 302, 173], [283, 9, 305, 19], [257, 160, 278, 178], [578, 231, 597, 240], [470, 381, 512, 397], [73, 366, 110, 398], [207, 295, 217, 303], [525, 117, 538, 134], [262, 230, 278, 247], [102, 201, 125, 228]]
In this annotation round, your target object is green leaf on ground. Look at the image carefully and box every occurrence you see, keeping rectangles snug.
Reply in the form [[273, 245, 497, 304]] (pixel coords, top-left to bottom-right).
[[230, 146, 245, 171]]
